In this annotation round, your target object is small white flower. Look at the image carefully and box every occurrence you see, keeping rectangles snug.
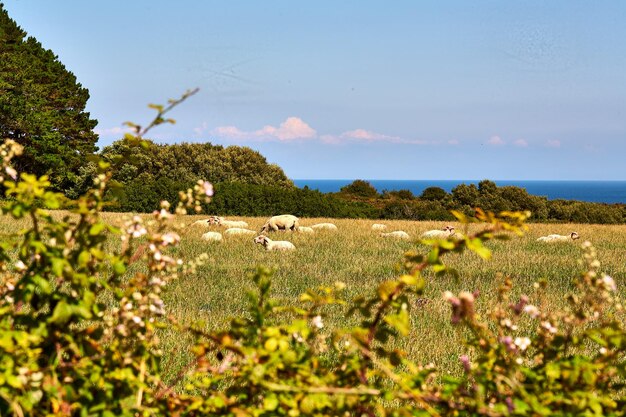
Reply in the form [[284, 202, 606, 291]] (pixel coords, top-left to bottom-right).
[[523, 304, 540, 318], [161, 232, 180, 246], [600, 347, 608, 355], [541, 321, 558, 334], [514, 337, 531, 351], [200, 180, 214, 197], [15, 260, 27, 271], [132, 316, 142, 324], [5, 166, 17, 180], [601, 275, 617, 292], [311, 315, 324, 329], [443, 291, 454, 301]]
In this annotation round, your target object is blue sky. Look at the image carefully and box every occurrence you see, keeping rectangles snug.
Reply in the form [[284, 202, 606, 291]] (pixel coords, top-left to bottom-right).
[[5, 1, 626, 180]]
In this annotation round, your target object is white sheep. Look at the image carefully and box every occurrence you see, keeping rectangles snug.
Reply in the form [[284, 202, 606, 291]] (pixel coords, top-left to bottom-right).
[[224, 228, 256, 236], [253, 235, 296, 251], [209, 216, 249, 229], [191, 218, 213, 227], [201, 231, 223, 242], [536, 232, 580, 243], [380, 231, 410, 240], [260, 214, 299, 233], [310, 223, 338, 231], [371, 223, 387, 231], [297, 226, 315, 233], [421, 225, 455, 239]]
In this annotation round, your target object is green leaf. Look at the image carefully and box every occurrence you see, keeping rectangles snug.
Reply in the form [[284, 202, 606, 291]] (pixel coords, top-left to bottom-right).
[[77, 251, 91, 267], [378, 281, 399, 301], [112, 261, 126, 275], [49, 301, 73, 325], [89, 223, 105, 236], [546, 362, 560, 380], [384, 308, 410, 336], [263, 394, 279, 411], [51, 258, 66, 277]]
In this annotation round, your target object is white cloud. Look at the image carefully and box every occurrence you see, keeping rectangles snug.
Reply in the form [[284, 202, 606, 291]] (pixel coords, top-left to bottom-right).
[[211, 117, 316, 142], [94, 126, 132, 137], [209, 118, 456, 147], [545, 139, 561, 148], [322, 129, 428, 145], [193, 122, 209, 136], [487, 135, 506, 146], [513, 139, 528, 147]]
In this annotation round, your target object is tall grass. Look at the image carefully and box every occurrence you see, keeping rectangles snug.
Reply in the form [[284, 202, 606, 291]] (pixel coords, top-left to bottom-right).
[[159, 216, 626, 380], [3, 212, 625, 381]]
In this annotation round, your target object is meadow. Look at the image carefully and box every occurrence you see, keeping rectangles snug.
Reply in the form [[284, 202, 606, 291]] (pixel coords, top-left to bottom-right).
[[2, 212, 625, 382], [156, 215, 626, 381]]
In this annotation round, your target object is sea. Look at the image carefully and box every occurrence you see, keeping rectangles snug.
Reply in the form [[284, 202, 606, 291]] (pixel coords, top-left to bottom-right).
[[293, 180, 626, 204]]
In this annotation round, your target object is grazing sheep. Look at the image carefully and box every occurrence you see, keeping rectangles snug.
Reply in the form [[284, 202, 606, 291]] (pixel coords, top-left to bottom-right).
[[253, 235, 296, 251], [210, 216, 249, 229], [380, 231, 410, 240], [201, 231, 223, 242], [224, 228, 256, 236], [310, 223, 338, 231], [371, 223, 387, 231], [191, 218, 212, 227], [421, 225, 455, 239], [536, 232, 580, 243], [297, 226, 315, 233], [260, 214, 299, 233]]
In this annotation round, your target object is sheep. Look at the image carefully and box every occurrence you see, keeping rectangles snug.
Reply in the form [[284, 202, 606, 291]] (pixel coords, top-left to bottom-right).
[[380, 231, 410, 240], [224, 228, 256, 236], [201, 231, 223, 242], [371, 223, 387, 231], [421, 225, 455, 239], [310, 223, 338, 231], [253, 235, 296, 251], [536, 232, 580, 243], [191, 218, 213, 227], [297, 226, 315, 233], [260, 214, 299, 233], [210, 216, 249, 229]]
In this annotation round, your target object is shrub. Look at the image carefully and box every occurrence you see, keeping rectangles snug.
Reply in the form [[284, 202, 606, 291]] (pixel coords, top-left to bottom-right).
[[339, 179, 379, 198], [420, 186, 447, 201]]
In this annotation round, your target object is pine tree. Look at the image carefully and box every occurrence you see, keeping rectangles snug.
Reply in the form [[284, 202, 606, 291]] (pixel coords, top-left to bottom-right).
[[0, 3, 98, 191]]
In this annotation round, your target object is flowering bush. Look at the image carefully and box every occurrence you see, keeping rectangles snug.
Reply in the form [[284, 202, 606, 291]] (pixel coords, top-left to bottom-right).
[[1, 93, 625, 416]]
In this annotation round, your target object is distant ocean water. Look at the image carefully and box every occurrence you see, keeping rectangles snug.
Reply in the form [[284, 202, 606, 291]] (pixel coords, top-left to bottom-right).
[[293, 180, 626, 204]]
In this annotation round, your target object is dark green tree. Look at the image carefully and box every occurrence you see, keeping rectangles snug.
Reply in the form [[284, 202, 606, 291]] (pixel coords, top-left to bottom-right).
[[0, 3, 98, 191], [420, 186, 447, 201], [340, 179, 379, 198], [100, 139, 293, 188]]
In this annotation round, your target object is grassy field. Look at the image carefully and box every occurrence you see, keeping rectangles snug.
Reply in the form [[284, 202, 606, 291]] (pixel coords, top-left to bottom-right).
[[154, 215, 626, 381], [3, 212, 626, 381]]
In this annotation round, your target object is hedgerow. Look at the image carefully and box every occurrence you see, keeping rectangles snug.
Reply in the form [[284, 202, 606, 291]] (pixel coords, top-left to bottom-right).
[[1, 93, 625, 416]]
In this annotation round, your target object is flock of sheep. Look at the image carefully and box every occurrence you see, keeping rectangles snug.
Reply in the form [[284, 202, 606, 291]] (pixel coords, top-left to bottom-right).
[[193, 214, 580, 251]]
